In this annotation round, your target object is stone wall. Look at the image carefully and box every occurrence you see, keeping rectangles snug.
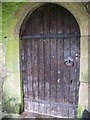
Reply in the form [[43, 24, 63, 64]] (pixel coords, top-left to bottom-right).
[[2, 2, 23, 114], [88, 2, 90, 113]]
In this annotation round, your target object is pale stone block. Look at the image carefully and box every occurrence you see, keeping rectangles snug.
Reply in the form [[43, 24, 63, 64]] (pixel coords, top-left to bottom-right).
[[79, 82, 88, 109], [80, 57, 88, 82], [80, 36, 88, 58]]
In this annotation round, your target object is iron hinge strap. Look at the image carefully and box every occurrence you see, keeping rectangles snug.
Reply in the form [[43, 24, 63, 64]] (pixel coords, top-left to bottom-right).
[[31, 99, 78, 108], [21, 33, 80, 40]]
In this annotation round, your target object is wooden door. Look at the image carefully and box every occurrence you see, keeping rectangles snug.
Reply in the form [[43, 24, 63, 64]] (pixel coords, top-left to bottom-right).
[[20, 3, 80, 118]]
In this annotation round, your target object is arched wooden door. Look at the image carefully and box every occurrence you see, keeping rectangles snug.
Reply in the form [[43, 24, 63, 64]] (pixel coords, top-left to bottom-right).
[[20, 3, 80, 118]]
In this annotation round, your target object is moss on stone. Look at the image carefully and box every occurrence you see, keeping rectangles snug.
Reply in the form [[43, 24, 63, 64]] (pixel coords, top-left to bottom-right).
[[2, 96, 21, 114], [77, 104, 84, 118], [3, 73, 22, 114], [19, 72, 24, 113], [2, 2, 26, 114], [6, 40, 19, 72], [3, 73, 21, 99], [2, 2, 23, 38]]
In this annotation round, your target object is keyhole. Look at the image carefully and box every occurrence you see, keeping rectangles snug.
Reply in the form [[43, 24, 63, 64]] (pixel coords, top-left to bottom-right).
[[70, 80, 72, 84], [69, 60, 71, 63]]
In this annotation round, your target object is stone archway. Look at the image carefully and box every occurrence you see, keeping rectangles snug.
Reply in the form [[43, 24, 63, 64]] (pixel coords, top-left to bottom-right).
[[3, 2, 89, 118]]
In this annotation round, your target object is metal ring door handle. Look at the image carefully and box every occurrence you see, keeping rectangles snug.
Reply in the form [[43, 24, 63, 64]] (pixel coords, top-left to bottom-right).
[[64, 56, 74, 67]]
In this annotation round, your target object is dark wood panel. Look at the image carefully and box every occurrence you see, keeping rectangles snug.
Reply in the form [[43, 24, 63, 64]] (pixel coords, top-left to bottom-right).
[[37, 8, 45, 101], [56, 6, 64, 116], [49, 5, 57, 116], [38, 39, 44, 101], [20, 3, 80, 118], [70, 15, 80, 115], [31, 39, 38, 100], [43, 5, 51, 115], [31, 10, 39, 113], [50, 4, 57, 104], [44, 5, 50, 103], [27, 40, 33, 98], [62, 9, 70, 118], [23, 40, 28, 98], [56, 5, 64, 103], [44, 40, 51, 101]]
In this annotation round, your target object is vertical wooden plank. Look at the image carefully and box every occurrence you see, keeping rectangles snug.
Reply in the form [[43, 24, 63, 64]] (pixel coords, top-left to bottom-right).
[[31, 39, 38, 99], [27, 39, 34, 112], [31, 10, 39, 101], [63, 8, 70, 118], [23, 40, 28, 98], [31, 9, 40, 35], [38, 39, 44, 101], [43, 4, 51, 115], [21, 40, 26, 111], [49, 4, 57, 116], [75, 38, 80, 106], [63, 10, 70, 103], [69, 12, 80, 118], [56, 5, 64, 117], [26, 39, 31, 104], [31, 9, 43, 113], [37, 7, 44, 101], [73, 19, 80, 107], [26, 16, 34, 112], [49, 4, 57, 102], [38, 39, 45, 114], [44, 4, 50, 102], [23, 39, 30, 111], [37, 7, 45, 114], [21, 19, 27, 109], [25, 11, 34, 113], [70, 14, 77, 105], [44, 39, 51, 114]]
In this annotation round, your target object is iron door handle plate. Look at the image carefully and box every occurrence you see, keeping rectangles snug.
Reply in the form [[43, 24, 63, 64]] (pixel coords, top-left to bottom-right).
[[64, 56, 74, 67]]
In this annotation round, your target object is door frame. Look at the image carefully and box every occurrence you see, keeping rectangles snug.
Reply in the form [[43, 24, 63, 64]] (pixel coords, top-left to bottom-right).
[[18, 2, 87, 114], [6, 2, 88, 116]]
